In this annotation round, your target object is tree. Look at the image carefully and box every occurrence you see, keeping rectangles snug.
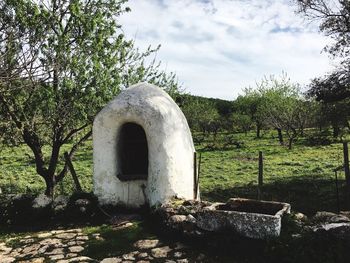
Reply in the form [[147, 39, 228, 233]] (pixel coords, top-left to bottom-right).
[[0, 0, 179, 196], [297, 0, 350, 59], [297, 0, 350, 137], [234, 89, 264, 138], [231, 113, 252, 135], [306, 63, 350, 137], [180, 95, 220, 134], [257, 74, 307, 149]]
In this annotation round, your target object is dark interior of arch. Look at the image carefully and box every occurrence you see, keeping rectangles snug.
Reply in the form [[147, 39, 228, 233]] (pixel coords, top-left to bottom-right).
[[117, 122, 148, 181]]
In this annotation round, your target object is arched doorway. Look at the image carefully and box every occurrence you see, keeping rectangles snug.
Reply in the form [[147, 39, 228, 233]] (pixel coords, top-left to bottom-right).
[[117, 122, 148, 181]]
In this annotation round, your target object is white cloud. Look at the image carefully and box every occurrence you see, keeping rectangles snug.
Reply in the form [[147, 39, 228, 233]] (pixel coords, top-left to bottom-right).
[[119, 0, 333, 100]]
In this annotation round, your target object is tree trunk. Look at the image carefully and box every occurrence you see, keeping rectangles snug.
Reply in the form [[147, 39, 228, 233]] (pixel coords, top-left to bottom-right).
[[44, 175, 55, 197], [288, 138, 293, 150], [276, 128, 283, 145], [256, 125, 261, 138], [332, 124, 340, 138]]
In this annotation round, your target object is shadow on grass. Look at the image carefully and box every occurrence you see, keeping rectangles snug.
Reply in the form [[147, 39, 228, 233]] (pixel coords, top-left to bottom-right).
[[201, 177, 350, 216], [82, 221, 157, 260]]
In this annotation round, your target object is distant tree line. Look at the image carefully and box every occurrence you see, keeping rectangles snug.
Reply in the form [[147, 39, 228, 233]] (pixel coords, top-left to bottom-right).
[[179, 69, 348, 150]]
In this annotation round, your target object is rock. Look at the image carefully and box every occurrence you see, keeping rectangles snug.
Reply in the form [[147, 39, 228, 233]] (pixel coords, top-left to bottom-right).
[[292, 233, 302, 239], [57, 256, 92, 263], [51, 230, 66, 234], [31, 258, 45, 263], [100, 258, 122, 263], [151, 246, 172, 258], [67, 229, 83, 233], [186, 214, 196, 223], [37, 232, 52, 238], [137, 261, 151, 263], [73, 199, 92, 213], [39, 238, 62, 247], [9, 250, 20, 258], [67, 241, 77, 246], [178, 206, 192, 215], [92, 233, 104, 241], [53, 195, 69, 211], [161, 206, 177, 217], [75, 199, 91, 206], [46, 247, 64, 255], [49, 254, 65, 260], [20, 238, 35, 244], [169, 215, 187, 224], [22, 243, 41, 255], [314, 222, 350, 240], [66, 253, 78, 258], [313, 211, 350, 224], [122, 251, 138, 261], [56, 232, 77, 240], [32, 194, 52, 208], [137, 252, 148, 258], [294, 212, 308, 222], [76, 235, 89, 241], [0, 243, 12, 254], [177, 259, 189, 263], [0, 256, 15, 263], [68, 245, 84, 253], [114, 222, 133, 230], [134, 239, 160, 250], [340, 211, 350, 219], [174, 251, 184, 258]]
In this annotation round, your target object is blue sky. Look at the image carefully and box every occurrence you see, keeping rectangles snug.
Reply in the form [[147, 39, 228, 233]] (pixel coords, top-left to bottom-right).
[[119, 0, 334, 100]]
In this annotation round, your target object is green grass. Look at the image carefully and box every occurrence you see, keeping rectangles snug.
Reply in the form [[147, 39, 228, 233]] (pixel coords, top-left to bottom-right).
[[197, 130, 349, 214], [0, 141, 93, 195], [0, 129, 348, 215]]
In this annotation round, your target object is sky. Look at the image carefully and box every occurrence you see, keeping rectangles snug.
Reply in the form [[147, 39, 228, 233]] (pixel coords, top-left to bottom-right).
[[119, 0, 335, 100]]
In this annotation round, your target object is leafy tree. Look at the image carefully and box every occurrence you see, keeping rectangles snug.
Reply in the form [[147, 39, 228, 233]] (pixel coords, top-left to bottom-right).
[[297, 0, 350, 137], [257, 74, 307, 149], [307, 63, 350, 137], [231, 113, 252, 135], [0, 0, 179, 196], [180, 95, 220, 134], [234, 89, 264, 138]]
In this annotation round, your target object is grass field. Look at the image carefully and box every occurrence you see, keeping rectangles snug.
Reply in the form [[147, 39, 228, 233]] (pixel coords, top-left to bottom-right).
[[0, 129, 349, 215]]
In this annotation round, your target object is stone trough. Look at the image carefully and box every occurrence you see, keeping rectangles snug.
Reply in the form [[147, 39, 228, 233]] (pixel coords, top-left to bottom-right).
[[196, 198, 291, 239]]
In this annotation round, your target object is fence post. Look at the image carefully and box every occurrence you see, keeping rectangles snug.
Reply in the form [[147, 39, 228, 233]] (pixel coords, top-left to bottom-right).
[[334, 169, 340, 213], [194, 151, 198, 200], [343, 142, 350, 188], [197, 152, 202, 199], [258, 151, 263, 200]]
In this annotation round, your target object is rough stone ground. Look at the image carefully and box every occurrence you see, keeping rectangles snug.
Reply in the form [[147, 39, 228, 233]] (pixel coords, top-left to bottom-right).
[[0, 228, 92, 263], [0, 227, 203, 263]]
